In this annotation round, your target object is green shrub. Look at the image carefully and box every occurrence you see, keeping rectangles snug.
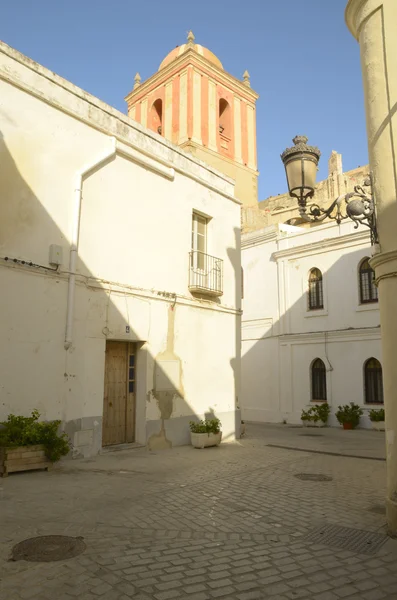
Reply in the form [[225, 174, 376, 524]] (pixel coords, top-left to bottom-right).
[[301, 408, 315, 422], [369, 408, 385, 422], [301, 404, 331, 424], [0, 410, 71, 462], [335, 403, 363, 428], [189, 418, 221, 434], [316, 403, 331, 423]]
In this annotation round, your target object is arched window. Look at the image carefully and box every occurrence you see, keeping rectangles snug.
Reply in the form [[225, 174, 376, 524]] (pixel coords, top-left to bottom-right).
[[359, 258, 378, 304], [219, 99, 231, 138], [308, 268, 323, 310], [311, 358, 327, 402], [150, 99, 163, 134], [364, 358, 384, 404]]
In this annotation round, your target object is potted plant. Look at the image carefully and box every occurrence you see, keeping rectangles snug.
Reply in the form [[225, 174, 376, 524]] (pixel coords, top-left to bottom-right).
[[301, 404, 331, 427], [189, 418, 222, 449], [369, 408, 385, 431], [335, 403, 363, 430], [0, 410, 71, 477]]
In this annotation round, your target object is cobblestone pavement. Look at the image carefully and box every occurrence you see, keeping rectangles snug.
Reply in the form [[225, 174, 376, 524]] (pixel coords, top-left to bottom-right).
[[1, 424, 396, 600]]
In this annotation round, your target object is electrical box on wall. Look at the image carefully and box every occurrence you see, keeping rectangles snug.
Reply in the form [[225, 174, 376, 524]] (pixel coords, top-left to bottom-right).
[[49, 244, 63, 266]]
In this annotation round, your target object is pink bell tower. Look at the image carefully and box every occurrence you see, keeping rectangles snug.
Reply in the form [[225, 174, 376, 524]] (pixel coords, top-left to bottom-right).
[[125, 32, 259, 207]]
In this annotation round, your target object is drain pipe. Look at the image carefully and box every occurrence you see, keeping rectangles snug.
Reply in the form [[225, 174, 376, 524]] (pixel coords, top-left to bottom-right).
[[64, 137, 117, 350]]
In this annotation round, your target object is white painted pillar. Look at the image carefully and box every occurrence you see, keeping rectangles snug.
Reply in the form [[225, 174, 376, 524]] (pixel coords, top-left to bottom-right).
[[345, 0, 397, 535]]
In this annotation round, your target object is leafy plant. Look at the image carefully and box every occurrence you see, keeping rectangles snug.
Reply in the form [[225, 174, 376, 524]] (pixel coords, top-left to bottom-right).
[[301, 404, 330, 424], [301, 408, 315, 422], [316, 403, 331, 423], [189, 418, 221, 434], [369, 408, 385, 422], [0, 410, 71, 462], [335, 403, 363, 428]]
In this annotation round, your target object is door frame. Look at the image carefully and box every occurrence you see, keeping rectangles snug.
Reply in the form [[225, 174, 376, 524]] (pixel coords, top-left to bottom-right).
[[102, 340, 136, 447]]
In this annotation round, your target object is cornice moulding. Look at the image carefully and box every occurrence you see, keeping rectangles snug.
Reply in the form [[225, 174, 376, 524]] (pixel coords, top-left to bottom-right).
[[242, 227, 278, 248], [345, 0, 376, 39], [273, 230, 371, 260], [370, 249, 397, 269], [279, 326, 381, 344], [184, 140, 258, 175], [125, 49, 259, 104]]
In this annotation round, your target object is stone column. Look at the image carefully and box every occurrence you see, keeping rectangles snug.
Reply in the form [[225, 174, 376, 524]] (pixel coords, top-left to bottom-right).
[[345, 0, 397, 535]]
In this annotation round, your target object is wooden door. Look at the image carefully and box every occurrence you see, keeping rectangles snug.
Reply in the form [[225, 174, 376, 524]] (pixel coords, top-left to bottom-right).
[[102, 341, 135, 446]]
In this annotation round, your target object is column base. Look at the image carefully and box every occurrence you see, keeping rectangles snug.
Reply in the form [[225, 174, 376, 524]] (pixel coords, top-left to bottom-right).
[[386, 496, 397, 537]]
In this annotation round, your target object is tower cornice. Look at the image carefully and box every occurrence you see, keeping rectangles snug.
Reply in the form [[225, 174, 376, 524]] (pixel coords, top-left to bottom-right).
[[125, 48, 258, 106]]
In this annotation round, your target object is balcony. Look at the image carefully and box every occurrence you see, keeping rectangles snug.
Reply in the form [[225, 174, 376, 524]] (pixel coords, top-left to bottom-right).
[[188, 251, 223, 297]]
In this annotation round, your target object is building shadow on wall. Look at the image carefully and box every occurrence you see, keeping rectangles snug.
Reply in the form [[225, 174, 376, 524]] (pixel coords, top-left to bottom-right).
[[0, 131, 240, 457], [240, 225, 383, 430]]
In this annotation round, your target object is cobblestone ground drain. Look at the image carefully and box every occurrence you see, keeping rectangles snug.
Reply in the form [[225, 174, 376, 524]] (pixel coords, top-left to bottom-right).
[[1, 423, 397, 600]]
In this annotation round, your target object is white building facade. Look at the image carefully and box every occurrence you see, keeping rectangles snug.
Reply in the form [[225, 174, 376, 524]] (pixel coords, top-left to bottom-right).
[[0, 42, 242, 457], [241, 221, 382, 428]]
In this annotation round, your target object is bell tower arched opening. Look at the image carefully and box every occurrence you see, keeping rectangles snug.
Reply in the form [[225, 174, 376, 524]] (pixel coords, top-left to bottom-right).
[[150, 99, 163, 135]]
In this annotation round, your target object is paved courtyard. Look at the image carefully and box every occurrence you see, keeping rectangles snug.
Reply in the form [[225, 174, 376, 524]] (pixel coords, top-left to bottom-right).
[[1, 423, 396, 600]]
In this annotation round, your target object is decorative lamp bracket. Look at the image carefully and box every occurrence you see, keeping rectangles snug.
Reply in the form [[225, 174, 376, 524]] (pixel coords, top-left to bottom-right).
[[297, 177, 378, 244]]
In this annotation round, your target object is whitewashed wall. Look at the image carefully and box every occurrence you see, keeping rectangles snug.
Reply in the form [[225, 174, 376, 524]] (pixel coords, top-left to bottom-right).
[[0, 42, 241, 456], [241, 221, 382, 428]]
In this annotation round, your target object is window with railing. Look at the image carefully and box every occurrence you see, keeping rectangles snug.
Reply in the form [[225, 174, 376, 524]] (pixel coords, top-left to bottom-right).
[[189, 251, 223, 296], [189, 212, 223, 296]]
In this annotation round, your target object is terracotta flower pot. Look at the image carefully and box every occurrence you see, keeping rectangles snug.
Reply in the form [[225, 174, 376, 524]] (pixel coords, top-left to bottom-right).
[[342, 422, 354, 430]]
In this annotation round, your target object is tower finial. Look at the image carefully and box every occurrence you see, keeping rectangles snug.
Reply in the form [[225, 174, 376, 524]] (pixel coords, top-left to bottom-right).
[[243, 70, 250, 87], [187, 30, 195, 45], [134, 72, 141, 89]]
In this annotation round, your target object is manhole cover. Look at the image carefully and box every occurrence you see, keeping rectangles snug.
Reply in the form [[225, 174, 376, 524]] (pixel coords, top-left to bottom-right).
[[304, 524, 387, 555], [294, 473, 332, 482], [11, 535, 86, 562]]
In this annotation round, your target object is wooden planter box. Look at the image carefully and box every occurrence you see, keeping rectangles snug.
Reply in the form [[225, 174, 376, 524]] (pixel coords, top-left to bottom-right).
[[0, 445, 52, 477]]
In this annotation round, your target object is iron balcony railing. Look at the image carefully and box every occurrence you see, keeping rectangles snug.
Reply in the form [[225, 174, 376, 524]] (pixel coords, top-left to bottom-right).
[[188, 251, 223, 297]]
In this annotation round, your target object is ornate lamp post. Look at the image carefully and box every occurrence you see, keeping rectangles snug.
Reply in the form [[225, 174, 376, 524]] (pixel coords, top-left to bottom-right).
[[281, 135, 378, 243]]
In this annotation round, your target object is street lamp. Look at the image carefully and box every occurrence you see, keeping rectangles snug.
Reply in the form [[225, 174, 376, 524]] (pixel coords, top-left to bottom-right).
[[281, 135, 378, 243]]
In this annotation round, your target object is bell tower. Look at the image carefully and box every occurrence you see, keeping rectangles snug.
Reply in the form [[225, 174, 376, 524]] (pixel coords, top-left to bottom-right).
[[125, 32, 259, 207]]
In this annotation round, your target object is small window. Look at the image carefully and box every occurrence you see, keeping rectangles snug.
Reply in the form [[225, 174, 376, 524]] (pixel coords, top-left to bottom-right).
[[364, 358, 383, 404], [128, 349, 135, 394], [359, 258, 378, 304], [219, 98, 231, 138], [308, 268, 324, 310], [191, 212, 207, 270], [311, 358, 327, 402]]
